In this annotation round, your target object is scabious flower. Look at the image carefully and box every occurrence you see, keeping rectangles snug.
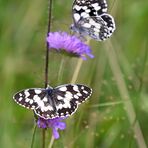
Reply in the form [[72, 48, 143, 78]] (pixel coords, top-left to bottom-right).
[[37, 117, 66, 139], [46, 31, 94, 60]]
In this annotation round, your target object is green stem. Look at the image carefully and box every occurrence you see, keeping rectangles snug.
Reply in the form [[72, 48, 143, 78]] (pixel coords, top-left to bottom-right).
[[48, 136, 55, 148], [31, 124, 37, 148], [42, 129, 46, 148]]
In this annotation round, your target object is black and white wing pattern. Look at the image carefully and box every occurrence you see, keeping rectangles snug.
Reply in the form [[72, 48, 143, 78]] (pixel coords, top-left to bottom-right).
[[71, 0, 116, 41], [13, 84, 92, 119]]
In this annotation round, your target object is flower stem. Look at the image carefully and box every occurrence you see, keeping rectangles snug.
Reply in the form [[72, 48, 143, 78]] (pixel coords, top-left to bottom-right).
[[70, 39, 90, 84], [48, 136, 55, 148], [31, 124, 37, 148], [43, 0, 53, 147], [42, 129, 46, 148], [71, 58, 83, 83]]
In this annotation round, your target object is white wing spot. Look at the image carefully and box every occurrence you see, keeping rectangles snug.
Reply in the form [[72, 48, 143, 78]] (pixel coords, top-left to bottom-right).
[[81, 12, 89, 18], [82, 6, 88, 10], [74, 5, 81, 11], [24, 90, 30, 98], [56, 103, 71, 109], [19, 93, 22, 97], [35, 90, 42, 94], [41, 105, 53, 112], [59, 87, 67, 91], [66, 111, 69, 114], [94, 5, 101, 11], [83, 23, 91, 28], [94, 28, 100, 32], [81, 86, 84, 90], [92, 3, 99, 8], [57, 95, 64, 100], [73, 85, 79, 92], [60, 113, 64, 116], [74, 95, 79, 99], [18, 97, 23, 101], [102, 8, 107, 12], [25, 98, 30, 102], [42, 97, 48, 102], [74, 13, 81, 21], [33, 95, 40, 101], [65, 91, 73, 99], [83, 90, 88, 94], [77, 93, 82, 96]]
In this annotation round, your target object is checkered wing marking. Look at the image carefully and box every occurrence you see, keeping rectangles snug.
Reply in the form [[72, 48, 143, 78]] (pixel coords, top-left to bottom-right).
[[53, 84, 92, 117], [73, 0, 108, 23], [74, 14, 115, 41], [72, 0, 115, 41], [13, 88, 58, 119], [13, 85, 92, 119], [13, 88, 45, 110], [100, 14, 116, 35]]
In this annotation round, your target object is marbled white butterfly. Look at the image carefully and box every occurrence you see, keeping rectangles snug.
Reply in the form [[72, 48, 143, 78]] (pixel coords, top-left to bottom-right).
[[71, 0, 116, 41], [13, 84, 92, 119]]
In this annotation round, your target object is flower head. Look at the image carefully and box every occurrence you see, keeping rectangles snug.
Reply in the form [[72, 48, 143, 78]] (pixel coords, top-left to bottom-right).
[[37, 117, 66, 139], [46, 31, 94, 60]]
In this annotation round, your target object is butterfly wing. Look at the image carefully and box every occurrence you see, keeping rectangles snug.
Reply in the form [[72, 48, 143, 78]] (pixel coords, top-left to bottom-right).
[[13, 88, 45, 110], [72, 0, 108, 23], [73, 14, 115, 41], [100, 13, 116, 35], [53, 84, 92, 117], [13, 88, 58, 119]]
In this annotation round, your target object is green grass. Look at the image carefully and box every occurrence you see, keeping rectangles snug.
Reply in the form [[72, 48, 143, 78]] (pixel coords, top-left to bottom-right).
[[0, 0, 148, 147]]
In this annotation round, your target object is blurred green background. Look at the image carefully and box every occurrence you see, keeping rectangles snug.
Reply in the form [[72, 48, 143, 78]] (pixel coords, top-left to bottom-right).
[[0, 0, 148, 147]]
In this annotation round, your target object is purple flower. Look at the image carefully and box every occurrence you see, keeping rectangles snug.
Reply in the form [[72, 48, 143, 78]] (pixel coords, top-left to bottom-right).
[[46, 31, 94, 60], [37, 117, 66, 139]]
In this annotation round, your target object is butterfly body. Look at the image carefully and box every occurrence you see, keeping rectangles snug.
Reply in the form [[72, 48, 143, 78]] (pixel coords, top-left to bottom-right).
[[13, 84, 92, 119], [71, 0, 115, 41]]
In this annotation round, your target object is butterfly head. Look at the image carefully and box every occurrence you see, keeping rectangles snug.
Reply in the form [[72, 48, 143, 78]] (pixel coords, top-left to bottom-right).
[[46, 85, 53, 95]]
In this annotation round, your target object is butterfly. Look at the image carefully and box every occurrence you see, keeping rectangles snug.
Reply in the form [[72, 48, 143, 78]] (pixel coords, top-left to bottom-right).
[[71, 0, 116, 41], [13, 84, 92, 119]]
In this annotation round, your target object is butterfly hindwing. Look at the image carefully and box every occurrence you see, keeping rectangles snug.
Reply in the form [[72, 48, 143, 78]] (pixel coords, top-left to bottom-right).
[[73, 16, 106, 40], [100, 14, 115, 32], [34, 106, 57, 119]]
